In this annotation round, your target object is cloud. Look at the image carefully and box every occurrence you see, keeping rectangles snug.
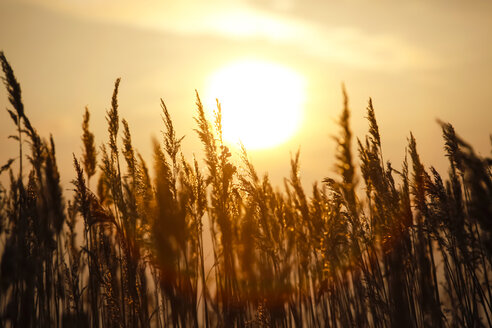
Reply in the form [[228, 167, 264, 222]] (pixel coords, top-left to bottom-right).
[[25, 0, 436, 70]]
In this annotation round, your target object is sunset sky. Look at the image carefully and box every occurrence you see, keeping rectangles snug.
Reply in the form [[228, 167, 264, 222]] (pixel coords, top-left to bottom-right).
[[1, 0, 491, 189]]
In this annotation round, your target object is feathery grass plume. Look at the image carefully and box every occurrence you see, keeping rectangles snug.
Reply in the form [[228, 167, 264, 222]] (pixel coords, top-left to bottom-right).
[[192, 156, 207, 220], [102, 78, 139, 327], [135, 152, 153, 220], [103, 78, 126, 218], [71, 155, 101, 327], [0, 52, 58, 327], [331, 87, 365, 269], [358, 99, 405, 326], [0, 51, 23, 117], [195, 91, 242, 325], [366, 98, 381, 148], [82, 106, 97, 184], [442, 123, 492, 258], [438, 123, 468, 250], [239, 142, 259, 186], [0, 53, 27, 289], [99, 145, 118, 208], [289, 150, 309, 223], [96, 169, 111, 207], [443, 123, 492, 257], [360, 98, 387, 216], [194, 90, 219, 181], [408, 132, 444, 327], [440, 121, 463, 174], [334, 85, 358, 224], [103, 79, 126, 232], [0, 51, 33, 181], [72, 155, 90, 228], [121, 119, 139, 227], [288, 150, 321, 325], [44, 135, 65, 233], [336, 86, 354, 183], [358, 137, 373, 200], [161, 99, 184, 169], [121, 119, 140, 236], [151, 136, 193, 326], [214, 99, 223, 144], [239, 145, 293, 325], [0, 51, 24, 174], [179, 153, 209, 326], [156, 99, 200, 326], [408, 133, 427, 216], [107, 78, 121, 156]]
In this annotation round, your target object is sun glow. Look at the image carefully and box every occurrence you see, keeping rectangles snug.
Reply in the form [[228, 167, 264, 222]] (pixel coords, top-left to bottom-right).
[[205, 60, 306, 150]]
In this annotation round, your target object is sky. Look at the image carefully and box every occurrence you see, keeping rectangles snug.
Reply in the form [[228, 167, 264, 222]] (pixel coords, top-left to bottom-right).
[[0, 0, 491, 191]]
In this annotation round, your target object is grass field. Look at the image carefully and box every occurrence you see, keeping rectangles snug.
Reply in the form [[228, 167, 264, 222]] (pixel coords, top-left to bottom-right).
[[1, 51, 491, 327]]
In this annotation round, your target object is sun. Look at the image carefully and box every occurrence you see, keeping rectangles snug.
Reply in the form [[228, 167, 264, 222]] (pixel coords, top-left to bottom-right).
[[205, 59, 306, 150]]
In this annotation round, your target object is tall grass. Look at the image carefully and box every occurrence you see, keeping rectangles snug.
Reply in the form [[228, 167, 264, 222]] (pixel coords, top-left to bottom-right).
[[0, 52, 491, 327]]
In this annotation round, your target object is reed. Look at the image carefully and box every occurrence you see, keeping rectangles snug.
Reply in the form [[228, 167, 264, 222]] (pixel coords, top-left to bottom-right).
[[0, 52, 491, 327]]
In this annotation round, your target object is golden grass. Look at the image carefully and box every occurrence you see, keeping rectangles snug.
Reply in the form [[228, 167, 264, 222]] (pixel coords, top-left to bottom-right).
[[1, 51, 492, 327]]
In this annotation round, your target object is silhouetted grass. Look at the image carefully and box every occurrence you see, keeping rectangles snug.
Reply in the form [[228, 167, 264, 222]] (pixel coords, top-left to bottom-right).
[[0, 51, 491, 327]]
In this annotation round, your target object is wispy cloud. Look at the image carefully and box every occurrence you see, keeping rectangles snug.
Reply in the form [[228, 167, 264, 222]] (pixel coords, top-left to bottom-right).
[[26, 0, 437, 70]]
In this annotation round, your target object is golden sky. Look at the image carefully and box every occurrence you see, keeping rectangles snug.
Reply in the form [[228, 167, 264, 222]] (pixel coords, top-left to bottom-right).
[[1, 0, 491, 188]]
